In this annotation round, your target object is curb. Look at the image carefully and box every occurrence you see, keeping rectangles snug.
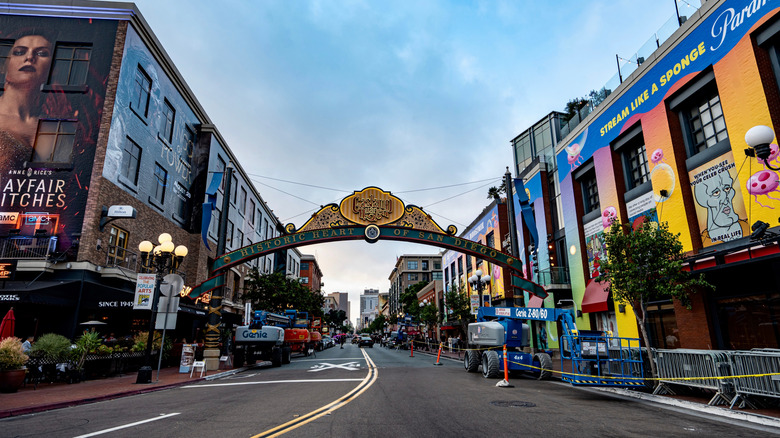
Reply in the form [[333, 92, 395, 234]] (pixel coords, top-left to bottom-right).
[[593, 386, 780, 430], [0, 367, 250, 419]]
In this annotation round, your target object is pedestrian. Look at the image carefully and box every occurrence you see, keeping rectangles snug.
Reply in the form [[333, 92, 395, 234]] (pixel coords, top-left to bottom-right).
[[22, 335, 33, 353], [340, 335, 346, 349]]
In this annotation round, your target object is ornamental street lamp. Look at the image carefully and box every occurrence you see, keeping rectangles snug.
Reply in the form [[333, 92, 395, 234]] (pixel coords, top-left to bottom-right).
[[469, 269, 491, 307], [745, 125, 779, 171], [135, 233, 188, 384]]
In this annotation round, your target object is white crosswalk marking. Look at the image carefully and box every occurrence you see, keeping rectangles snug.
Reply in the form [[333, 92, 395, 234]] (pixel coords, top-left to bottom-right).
[[308, 361, 362, 372]]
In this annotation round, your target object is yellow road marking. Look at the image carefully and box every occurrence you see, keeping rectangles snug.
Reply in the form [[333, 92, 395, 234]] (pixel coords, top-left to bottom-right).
[[251, 348, 378, 438]]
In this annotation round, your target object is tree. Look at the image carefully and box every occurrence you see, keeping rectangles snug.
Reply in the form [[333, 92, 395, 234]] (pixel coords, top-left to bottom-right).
[[487, 180, 507, 200], [242, 269, 325, 317], [323, 308, 348, 332], [367, 314, 387, 334], [595, 218, 712, 381], [562, 97, 590, 123], [444, 283, 473, 336], [399, 281, 428, 319]]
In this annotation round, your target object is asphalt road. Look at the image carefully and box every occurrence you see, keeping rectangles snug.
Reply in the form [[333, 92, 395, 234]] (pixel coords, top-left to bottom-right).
[[1, 343, 778, 437]]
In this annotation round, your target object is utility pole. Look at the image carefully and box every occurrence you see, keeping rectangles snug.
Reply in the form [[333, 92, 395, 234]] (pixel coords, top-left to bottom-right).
[[504, 167, 520, 308]]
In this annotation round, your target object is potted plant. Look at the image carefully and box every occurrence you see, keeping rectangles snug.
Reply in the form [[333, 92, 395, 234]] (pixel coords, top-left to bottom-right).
[[0, 337, 29, 393], [70, 331, 102, 382]]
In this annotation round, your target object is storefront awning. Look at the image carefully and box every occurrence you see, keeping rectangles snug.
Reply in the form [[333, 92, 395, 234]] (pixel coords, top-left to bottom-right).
[[527, 295, 544, 308], [581, 279, 610, 313]]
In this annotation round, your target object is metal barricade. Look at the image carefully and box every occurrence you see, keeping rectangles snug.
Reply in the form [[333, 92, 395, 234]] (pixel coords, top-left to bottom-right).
[[560, 334, 644, 387], [728, 350, 780, 409], [653, 349, 734, 406]]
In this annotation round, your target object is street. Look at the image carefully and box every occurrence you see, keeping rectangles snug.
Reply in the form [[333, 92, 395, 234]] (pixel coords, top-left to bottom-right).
[[1, 343, 777, 437]]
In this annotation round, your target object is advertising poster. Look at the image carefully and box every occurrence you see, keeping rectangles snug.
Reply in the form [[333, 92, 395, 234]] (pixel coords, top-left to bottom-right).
[[469, 294, 479, 315], [0, 16, 117, 247], [583, 216, 606, 279], [626, 191, 658, 230], [462, 204, 505, 300], [134, 273, 156, 310], [179, 344, 196, 373], [688, 150, 749, 247]]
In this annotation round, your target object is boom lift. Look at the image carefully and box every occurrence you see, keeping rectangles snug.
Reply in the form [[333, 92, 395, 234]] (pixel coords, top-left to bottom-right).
[[464, 306, 644, 387]]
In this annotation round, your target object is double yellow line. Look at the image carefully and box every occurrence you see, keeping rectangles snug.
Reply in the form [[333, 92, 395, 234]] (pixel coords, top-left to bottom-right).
[[252, 348, 378, 438]]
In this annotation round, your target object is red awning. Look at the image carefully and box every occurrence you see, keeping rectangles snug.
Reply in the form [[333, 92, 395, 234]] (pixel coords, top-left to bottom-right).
[[527, 295, 544, 308], [581, 279, 610, 313]]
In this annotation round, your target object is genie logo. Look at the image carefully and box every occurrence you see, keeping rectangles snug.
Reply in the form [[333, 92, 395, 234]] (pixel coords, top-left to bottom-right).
[[241, 330, 268, 339]]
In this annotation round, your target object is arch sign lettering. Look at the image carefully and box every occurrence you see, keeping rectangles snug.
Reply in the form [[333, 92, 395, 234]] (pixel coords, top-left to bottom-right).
[[188, 187, 546, 300]]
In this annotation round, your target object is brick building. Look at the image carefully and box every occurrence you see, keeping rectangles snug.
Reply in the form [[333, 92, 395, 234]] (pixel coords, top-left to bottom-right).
[[0, 1, 288, 341]]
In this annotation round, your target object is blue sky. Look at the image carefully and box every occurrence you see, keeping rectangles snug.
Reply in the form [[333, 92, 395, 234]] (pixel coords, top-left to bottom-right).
[[114, 0, 698, 324]]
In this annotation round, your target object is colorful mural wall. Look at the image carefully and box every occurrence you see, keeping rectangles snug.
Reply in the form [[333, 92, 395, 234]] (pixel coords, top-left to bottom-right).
[[0, 16, 117, 248], [555, 0, 780, 338]]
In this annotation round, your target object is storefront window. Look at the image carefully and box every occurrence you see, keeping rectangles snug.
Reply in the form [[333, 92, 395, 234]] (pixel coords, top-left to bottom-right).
[[645, 302, 680, 349], [717, 293, 779, 350]]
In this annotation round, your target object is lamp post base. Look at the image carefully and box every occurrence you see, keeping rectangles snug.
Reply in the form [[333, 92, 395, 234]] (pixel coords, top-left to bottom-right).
[[204, 348, 221, 371], [136, 366, 153, 384]]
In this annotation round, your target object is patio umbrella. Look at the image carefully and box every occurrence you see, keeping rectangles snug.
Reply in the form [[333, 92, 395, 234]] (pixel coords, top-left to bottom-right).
[[79, 320, 107, 326], [0, 307, 15, 341]]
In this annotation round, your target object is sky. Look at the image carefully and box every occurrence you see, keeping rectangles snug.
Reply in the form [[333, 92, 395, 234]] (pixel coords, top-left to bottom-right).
[[110, 0, 698, 325]]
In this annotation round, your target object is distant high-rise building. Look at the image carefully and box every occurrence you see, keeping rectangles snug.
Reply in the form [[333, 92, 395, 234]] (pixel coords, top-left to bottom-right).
[[388, 254, 442, 315]]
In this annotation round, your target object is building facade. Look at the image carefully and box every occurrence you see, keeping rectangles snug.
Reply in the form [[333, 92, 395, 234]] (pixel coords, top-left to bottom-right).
[[388, 254, 442, 315], [299, 254, 323, 292], [514, 0, 780, 350], [0, 1, 289, 341], [359, 288, 379, 329]]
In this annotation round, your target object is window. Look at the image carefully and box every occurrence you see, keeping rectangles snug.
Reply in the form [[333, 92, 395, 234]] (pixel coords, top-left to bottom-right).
[[152, 163, 167, 204], [465, 254, 473, 272], [486, 232, 495, 249], [32, 119, 77, 163], [580, 170, 600, 214], [422, 260, 429, 270], [669, 71, 728, 158], [457, 257, 463, 275], [209, 208, 220, 236], [183, 126, 195, 165], [236, 229, 244, 248], [407, 260, 418, 270], [132, 66, 152, 117], [49, 43, 90, 86], [160, 99, 175, 143], [301, 262, 309, 271], [626, 142, 650, 189], [407, 273, 418, 281], [432, 271, 443, 280], [175, 183, 187, 219], [249, 200, 256, 224], [231, 176, 238, 204], [121, 138, 141, 185], [434, 261, 441, 270], [685, 93, 727, 155], [264, 219, 270, 240], [0, 40, 12, 84], [227, 220, 235, 247], [107, 225, 128, 267], [512, 133, 534, 174], [239, 187, 247, 213]]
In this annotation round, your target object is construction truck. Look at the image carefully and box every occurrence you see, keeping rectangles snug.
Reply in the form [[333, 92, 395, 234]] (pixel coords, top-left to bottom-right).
[[234, 310, 291, 367], [464, 306, 645, 387], [283, 310, 314, 356]]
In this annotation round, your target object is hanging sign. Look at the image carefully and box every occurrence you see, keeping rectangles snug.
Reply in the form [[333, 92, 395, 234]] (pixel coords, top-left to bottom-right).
[[134, 273, 156, 310]]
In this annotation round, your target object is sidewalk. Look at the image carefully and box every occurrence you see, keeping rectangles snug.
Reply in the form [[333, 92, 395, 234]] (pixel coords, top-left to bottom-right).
[[411, 344, 780, 429], [0, 365, 246, 419]]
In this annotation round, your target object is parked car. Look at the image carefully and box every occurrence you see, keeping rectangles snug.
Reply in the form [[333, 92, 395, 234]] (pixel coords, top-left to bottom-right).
[[322, 336, 335, 348], [358, 336, 374, 348]]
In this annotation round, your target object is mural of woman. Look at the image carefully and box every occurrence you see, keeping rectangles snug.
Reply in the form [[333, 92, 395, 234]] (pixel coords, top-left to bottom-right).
[[0, 29, 54, 173]]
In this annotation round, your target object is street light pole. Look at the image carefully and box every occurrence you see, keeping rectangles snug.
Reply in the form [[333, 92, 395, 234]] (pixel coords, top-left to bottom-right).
[[469, 269, 491, 308], [135, 233, 188, 384]]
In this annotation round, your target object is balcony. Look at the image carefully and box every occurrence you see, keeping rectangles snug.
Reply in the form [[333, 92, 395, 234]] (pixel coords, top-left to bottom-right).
[[536, 267, 570, 289], [0, 235, 58, 259], [104, 244, 139, 271]]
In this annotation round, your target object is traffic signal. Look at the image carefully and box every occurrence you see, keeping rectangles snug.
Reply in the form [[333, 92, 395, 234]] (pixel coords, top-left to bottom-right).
[[529, 244, 538, 271]]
